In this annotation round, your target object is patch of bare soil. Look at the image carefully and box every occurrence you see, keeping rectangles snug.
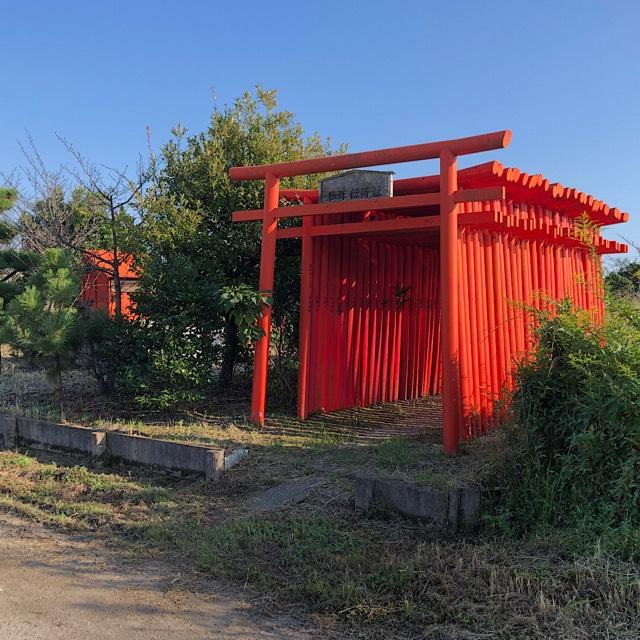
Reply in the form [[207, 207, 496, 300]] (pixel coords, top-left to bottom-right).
[[0, 513, 318, 640]]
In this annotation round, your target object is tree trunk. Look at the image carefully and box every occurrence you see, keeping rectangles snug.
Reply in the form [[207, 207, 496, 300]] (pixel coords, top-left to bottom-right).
[[219, 316, 239, 387], [112, 266, 123, 319], [55, 355, 64, 421], [110, 200, 123, 319]]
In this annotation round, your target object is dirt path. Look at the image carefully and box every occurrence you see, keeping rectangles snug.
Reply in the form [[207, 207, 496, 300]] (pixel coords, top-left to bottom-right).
[[0, 514, 317, 640]]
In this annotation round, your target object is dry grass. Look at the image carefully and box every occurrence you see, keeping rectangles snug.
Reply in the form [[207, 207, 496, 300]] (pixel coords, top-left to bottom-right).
[[0, 449, 638, 640], [78, 415, 504, 489], [1, 363, 639, 638], [0, 361, 501, 486], [0, 358, 100, 419]]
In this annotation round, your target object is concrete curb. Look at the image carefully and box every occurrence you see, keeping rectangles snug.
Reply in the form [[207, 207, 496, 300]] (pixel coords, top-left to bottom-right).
[[16, 417, 106, 456], [0, 414, 17, 449], [0, 413, 248, 482], [354, 476, 482, 533], [105, 430, 224, 478]]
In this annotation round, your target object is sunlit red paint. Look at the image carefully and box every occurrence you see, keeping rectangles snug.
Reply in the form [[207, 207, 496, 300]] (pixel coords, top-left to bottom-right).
[[80, 250, 138, 319], [230, 132, 629, 453]]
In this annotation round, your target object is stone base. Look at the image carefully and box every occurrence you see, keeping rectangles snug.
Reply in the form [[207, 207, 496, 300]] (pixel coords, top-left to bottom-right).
[[0, 414, 17, 449], [0, 413, 233, 482], [355, 476, 481, 533]]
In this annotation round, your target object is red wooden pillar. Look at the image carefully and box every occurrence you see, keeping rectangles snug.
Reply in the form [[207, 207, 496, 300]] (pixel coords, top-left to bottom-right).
[[440, 149, 461, 454], [297, 197, 313, 419], [251, 172, 280, 426]]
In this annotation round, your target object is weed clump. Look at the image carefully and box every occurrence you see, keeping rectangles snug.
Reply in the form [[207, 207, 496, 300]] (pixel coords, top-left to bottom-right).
[[490, 299, 640, 558]]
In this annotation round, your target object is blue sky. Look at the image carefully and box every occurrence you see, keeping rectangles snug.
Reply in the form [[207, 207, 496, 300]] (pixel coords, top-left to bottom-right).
[[2, 0, 638, 247]]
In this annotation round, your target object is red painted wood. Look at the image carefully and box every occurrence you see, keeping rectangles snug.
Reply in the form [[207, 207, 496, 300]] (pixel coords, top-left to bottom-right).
[[230, 130, 511, 180], [231, 133, 625, 454], [250, 173, 280, 425]]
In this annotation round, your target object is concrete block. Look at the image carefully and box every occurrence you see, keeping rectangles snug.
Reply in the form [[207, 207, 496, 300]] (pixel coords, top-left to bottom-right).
[[354, 477, 375, 511], [354, 476, 482, 532], [3, 413, 234, 481], [354, 477, 447, 526], [0, 414, 17, 449], [91, 432, 107, 458], [224, 447, 249, 470], [377, 479, 448, 526], [105, 431, 226, 479], [16, 417, 103, 454], [205, 449, 225, 482]]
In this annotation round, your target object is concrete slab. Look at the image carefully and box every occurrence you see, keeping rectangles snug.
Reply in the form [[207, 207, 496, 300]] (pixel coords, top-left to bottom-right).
[[244, 477, 324, 513], [354, 476, 481, 532], [105, 431, 221, 477], [16, 417, 103, 455], [6, 415, 231, 481]]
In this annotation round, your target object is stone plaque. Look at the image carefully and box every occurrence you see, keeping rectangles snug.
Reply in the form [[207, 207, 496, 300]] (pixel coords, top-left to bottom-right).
[[319, 170, 394, 203]]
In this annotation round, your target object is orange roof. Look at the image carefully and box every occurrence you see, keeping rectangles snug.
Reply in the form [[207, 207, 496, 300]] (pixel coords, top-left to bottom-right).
[[281, 160, 631, 228], [84, 250, 138, 279], [453, 161, 629, 227]]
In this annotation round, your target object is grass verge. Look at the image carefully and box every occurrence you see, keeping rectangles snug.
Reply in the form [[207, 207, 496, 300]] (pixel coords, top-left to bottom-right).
[[1, 449, 639, 639]]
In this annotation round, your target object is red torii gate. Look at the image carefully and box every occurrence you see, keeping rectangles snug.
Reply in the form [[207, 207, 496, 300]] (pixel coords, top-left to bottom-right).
[[229, 130, 629, 454]]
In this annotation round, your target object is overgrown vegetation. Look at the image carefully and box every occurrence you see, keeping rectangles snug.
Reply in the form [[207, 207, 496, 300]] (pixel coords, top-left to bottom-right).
[[1, 88, 343, 413], [1, 449, 638, 639], [116, 87, 342, 409], [489, 297, 640, 559]]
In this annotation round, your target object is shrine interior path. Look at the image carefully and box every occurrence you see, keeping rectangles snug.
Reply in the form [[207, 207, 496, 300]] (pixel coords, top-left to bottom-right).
[[264, 395, 444, 443], [0, 514, 316, 640]]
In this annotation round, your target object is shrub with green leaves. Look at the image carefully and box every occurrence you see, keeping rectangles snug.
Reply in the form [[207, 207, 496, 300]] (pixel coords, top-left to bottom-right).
[[0, 249, 81, 416], [92, 318, 209, 412], [94, 281, 270, 412], [490, 298, 640, 558], [215, 284, 270, 346], [606, 259, 640, 298]]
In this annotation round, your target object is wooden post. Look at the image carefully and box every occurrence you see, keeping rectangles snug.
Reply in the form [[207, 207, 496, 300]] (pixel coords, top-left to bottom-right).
[[440, 149, 461, 454], [297, 197, 313, 418], [250, 173, 280, 426]]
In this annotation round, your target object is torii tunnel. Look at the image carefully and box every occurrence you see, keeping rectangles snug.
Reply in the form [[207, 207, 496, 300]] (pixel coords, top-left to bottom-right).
[[230, 131, 629, 454]]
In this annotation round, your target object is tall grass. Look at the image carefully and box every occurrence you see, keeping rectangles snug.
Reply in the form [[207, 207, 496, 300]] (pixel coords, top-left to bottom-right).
[[489, 298, 640, 558]]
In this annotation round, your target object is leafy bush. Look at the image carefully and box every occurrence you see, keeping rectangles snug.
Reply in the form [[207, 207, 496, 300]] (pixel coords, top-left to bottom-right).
[[0, 248, 81, 417], [95, 318, 212, 412], [214, 284, 271, 345], [91, 282, 271, 412], [489, 298, 640, 558]]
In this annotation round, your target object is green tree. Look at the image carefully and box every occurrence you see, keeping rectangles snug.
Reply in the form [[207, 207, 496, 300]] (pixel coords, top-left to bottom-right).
[[0, 249, 81, 417], [0, 187, 40, 370], [18, 135, 145, 318], [137, 87, 343, 389], [606, 258, 640, 297], [0, 187, 38, 301]]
